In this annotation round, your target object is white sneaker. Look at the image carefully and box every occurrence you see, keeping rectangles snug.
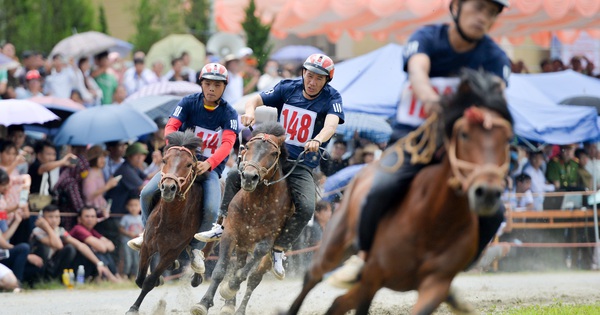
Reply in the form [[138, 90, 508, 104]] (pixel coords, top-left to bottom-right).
[[271, 250, 286, 280], [190, 249, 205, 274], [194, 224, 224, 242], [127, 233, 144, 251], [325, 255, 364, 289]]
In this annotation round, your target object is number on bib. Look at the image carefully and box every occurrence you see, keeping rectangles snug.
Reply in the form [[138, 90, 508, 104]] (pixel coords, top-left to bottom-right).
[[282, 108, 312, 143]]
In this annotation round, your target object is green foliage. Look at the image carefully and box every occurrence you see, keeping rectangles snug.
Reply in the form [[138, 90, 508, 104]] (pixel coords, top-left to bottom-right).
[[241, 0, 272, 70], [0, 0, 97, 55], [184, 0, 211, 44], [499, 302, 600, 315], [130, 0, 186, 53], [98, 4, 109, 35]]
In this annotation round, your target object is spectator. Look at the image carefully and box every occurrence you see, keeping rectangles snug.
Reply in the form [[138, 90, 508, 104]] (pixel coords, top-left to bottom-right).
[[28, 140, 75, 203], [584, 143, 600, 187], [75, 57, 102, 106], [281, 63, 296, 79], [552, 58, 566, 72], [143, 117, 167, 167], [102, 141, 126, 181], [511, 59, 528, 73], [150, 61, 165, 83], [1, 43, 17, 62], [15, 70, 44, 99], [91, 51, 118, 105], [167, 58, 190, 82], [575, 148, 592, 191], [43, 54, 77, 98], [1, 61, 20, 99], [0, 263, 19, 291], [523, 150, 555, 211], [569, 56, 584, 73], [119, 196, 143, 279], [52, 146, 90, 230], [123, 57, 157, 96], [0, 231, 28, 288], [320, 139, 350, 176], [7, 125, 28, 174], [82, 145, 119, 213], [112, 85, 127, 104], [105, 143, 149, 216], [0, 140, 30, 224], [16, 50, 37, 85], [238, 48, 260, 94], [540, 59, 553, 73], [180, 51, 197, 83], [513, 173, 534, 211], [290, 200, 333, 275], [257, 60, 283, 91], [221, 54, 243, 105], [546, 144, 579, 191], [361, 144, 381, 164]]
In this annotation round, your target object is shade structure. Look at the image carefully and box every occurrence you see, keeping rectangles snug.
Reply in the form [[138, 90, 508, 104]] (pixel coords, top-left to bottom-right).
[[336, 113, 392, 145], [124, 81, 202, 102], [123, 95, 182, 120], [50, 31, 133, 59], [53, 105, 157, 146], [146, 34, 206, 74], [0, 99, 60, 126], [215, 0, 600, 45]]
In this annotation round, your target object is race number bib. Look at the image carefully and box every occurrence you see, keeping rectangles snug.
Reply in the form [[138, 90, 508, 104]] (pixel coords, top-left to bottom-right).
[[194, 126, 222, 157], [396, 77, 460, 127], [280, 104, 317, 146]]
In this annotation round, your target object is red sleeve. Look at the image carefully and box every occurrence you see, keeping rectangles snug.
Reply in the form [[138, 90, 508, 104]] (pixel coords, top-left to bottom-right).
[[90, 229, 104, 239], [164, 117, 182, 138], [206, 129, 236, 170], [69, 225, 93, 242]]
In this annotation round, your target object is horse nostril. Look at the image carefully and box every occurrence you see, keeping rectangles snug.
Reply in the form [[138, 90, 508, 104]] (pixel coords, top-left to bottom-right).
[[252, 174, 259, 182], [160, 184, 165, 190], [495, 191, 501, 199], [475, 187, 484, 197]]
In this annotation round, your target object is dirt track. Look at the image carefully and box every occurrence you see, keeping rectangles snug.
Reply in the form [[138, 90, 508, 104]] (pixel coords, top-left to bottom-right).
[[1, 271, 599, 315]]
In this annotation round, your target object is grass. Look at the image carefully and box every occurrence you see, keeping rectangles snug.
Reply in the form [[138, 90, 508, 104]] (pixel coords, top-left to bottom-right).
[[499, 302, 600, 315]]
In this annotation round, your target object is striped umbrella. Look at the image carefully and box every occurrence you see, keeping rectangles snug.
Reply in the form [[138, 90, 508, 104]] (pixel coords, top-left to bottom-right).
[[124, 81, 202, 102]]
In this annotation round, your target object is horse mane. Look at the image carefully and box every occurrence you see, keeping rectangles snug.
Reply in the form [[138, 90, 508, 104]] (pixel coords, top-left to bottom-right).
[[251, 122, 288, 161], [165, 129, 202, 152], [441, 69, 513, 138]]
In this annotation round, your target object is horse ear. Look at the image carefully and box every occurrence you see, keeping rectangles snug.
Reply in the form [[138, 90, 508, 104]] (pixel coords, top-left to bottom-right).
[[276, 135, 286, 146]]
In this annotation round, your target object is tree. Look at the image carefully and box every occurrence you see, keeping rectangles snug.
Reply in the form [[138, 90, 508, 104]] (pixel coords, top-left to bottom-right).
[[241, 0, 272, 71], [184, 0, 211, 44], [131, 0, 161, 53], [98, 4, 109, 35], [130, 0, 185, 53]]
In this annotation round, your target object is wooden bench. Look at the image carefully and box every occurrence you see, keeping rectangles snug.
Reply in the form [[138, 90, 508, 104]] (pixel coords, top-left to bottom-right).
[[507, 210, 600, 229]]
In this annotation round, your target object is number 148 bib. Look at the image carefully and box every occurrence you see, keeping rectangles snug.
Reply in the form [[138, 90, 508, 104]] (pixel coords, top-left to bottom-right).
[[280, 104, 317, 146]]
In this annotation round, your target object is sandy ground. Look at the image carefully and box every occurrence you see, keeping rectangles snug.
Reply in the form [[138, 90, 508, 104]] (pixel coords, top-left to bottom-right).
[[1, 271, 599, 315]]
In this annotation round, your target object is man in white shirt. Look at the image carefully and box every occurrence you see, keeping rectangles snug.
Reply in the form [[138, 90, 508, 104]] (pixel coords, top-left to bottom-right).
[[44, 54, 77, 98], [221, 54, 243, 105], [123, 58, 158, 96], [257, 60, 283, 91], [584, 143, 600, 187], [523, 150, 555, 211]]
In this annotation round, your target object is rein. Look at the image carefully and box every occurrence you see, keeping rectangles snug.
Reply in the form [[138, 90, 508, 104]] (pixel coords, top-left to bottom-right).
[[159, 145, 198, 200], [239, 133, 282, 186], [446, 108, 513, 192]]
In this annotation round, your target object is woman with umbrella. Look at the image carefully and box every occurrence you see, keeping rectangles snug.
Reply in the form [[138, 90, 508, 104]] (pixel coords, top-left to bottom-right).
[[127, 62, 239, 276]]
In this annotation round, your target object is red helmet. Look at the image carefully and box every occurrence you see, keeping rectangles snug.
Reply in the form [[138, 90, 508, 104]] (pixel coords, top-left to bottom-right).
[[303, 54, 335, 81], [199, 63, 228, 84]]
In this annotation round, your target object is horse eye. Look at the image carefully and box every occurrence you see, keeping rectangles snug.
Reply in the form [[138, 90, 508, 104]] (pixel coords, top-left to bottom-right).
[[459, 131, 469, 141], [271, 152, 278, 157], [187, 163, 193, 168]]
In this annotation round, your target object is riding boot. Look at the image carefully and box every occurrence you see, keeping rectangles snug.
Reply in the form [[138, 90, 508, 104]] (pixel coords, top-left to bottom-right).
[[358, 147, 425, 252], [219, 168, 242, 218]]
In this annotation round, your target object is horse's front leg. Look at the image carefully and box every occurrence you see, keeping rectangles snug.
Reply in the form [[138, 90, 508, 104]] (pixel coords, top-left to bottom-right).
[[236, 248, 273, 315], [219, 248, 249, 300], [411, 276, 452, 315]]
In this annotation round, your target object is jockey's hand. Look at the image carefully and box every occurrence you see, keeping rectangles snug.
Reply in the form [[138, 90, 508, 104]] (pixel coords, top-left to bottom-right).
[[196, 161, 211, 175], [423, 99, 442, 116], [304, 139, 321, 153], [241, 113, 255, 127]]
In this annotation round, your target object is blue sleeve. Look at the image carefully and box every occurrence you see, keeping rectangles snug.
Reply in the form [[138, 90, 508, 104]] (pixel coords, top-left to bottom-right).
[[170, 95, 193, 122], [120, 167, 144, 191], [259, 80, 289, 109], [485, 47, 511, 86], [403, 26, 435, 71], [222, 106, 239, 132], [327, 89, 345, 124]]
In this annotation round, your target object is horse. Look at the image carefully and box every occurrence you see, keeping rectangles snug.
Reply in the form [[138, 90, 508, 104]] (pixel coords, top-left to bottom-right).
[[127, 130, 208, 314], [191, 122, 294, 315], [284, 70, 514, 315]]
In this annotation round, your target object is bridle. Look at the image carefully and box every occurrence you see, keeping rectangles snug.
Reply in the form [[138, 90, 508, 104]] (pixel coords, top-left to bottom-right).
[[446, 107, 513, 192], [238, 133, 281, 186], [158, 145, 197, 200]]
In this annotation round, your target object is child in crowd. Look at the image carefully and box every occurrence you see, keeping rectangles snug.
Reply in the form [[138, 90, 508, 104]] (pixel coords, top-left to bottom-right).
[[514, 173, 534, 211], [119, 196, 143, 279]]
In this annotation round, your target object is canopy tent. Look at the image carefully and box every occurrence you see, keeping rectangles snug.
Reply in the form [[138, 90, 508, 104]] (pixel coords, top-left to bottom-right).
[[215, 0, 600, 44], [329, 44, 600, 144], [512, 70, 600, 104]]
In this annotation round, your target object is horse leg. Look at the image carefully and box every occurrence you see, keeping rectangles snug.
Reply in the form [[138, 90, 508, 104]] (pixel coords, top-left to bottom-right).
[[446, 286, 476, 315], [235, 253, 271, 315], [127, 251, 178, 314], [219, 296, 237, 315], [411, 276, 452, 315], [134, 245, 153, 289], [324, 267, 382, 315], [191, 238, 233, 315], [220, 250, 249, 300]]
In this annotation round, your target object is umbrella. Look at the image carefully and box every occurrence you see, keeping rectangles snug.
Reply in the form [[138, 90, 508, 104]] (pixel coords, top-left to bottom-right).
[[559, 96, 600, 115], [53, 105, 157, 146], [336, 113, 393, 145], [271, 45, 324, 63], [50, 31, 133, 59], [322, 164, 366, 202], [146, 34, 205, 74], [0, 99, 60, 126], [124, 81, 202, 102], [124, 95, 182, 120], [27, 96, 86, 130]]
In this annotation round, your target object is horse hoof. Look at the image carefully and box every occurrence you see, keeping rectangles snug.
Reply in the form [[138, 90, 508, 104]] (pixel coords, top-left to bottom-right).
[[219, 304, 235, 315], [219, 282, 238, 300], [191, 273, 203, 287], [125, 307, 139, 315], [173, 260, 180, 270], [156, 275, 164, 287], [190, 304, 208, 315]]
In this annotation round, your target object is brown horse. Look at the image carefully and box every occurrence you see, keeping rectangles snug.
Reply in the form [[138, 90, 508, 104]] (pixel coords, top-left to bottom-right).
[[285, 70, 514, 315], [192, 122, 294, 315], [127, 130, 207, 314]]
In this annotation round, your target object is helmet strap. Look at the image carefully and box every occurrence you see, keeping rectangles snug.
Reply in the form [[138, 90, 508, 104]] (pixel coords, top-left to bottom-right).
[[450, 1, 478, 44]]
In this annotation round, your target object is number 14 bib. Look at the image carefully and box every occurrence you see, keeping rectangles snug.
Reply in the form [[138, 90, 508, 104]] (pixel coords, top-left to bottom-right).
[[194, 126, 222, 157], [280, 104, 317, 146], [396, 77, 460, 127]]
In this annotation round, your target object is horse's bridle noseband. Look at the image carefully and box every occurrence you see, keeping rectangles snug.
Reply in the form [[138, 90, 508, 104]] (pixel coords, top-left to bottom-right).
[[159, 145, 197, 199], [238, 133, 281, 186]]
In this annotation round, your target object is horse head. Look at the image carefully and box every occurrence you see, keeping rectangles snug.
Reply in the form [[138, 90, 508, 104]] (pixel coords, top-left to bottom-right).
[[239, 122, 287, 192], [442, 69, 514, 216], [159, 130, 202, 202]]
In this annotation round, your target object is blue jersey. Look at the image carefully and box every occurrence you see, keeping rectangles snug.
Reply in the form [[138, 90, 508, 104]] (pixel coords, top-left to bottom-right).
[[170, 93, 239, 176], [403, 24, 510, 85], [260, 79, 344, 169]]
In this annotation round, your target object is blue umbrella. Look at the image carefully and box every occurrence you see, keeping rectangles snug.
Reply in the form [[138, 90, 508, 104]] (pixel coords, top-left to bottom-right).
[[53, 105, 157, 146], [271, 45, 324, 63], [322, 164, 365, 202], [124, 95, 181, 120], [336, 112, 392, 145]]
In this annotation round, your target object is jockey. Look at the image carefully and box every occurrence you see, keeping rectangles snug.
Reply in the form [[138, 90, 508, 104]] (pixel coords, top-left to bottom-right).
[[328, 0, 511, 287], [127, 63, 239, 275], [195, 54, 345, 279]]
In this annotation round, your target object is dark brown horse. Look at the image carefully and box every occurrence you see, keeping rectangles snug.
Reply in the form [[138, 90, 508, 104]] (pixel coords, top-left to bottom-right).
[[127, 130, 207, 314], [191, 122, 294, 315], [285, 70, 514, 315]]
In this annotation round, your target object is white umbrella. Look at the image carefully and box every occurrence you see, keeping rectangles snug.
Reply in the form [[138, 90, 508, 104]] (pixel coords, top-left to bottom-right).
[[0, 99, 60, 126], [124, 81, 202, 102], [124, 95, 182, 120], [50, 31, 133, 59]]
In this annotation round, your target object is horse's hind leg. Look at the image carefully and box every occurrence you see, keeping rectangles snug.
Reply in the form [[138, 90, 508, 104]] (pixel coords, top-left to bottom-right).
[[127, 252, 177, 314], [191, 238, 233, 315], [235, 253, 272, 315], [412, 276, 452, 315], [446, 286, 476, 315], [324, 271, 381, 315], [134, 246, 153, 289]]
